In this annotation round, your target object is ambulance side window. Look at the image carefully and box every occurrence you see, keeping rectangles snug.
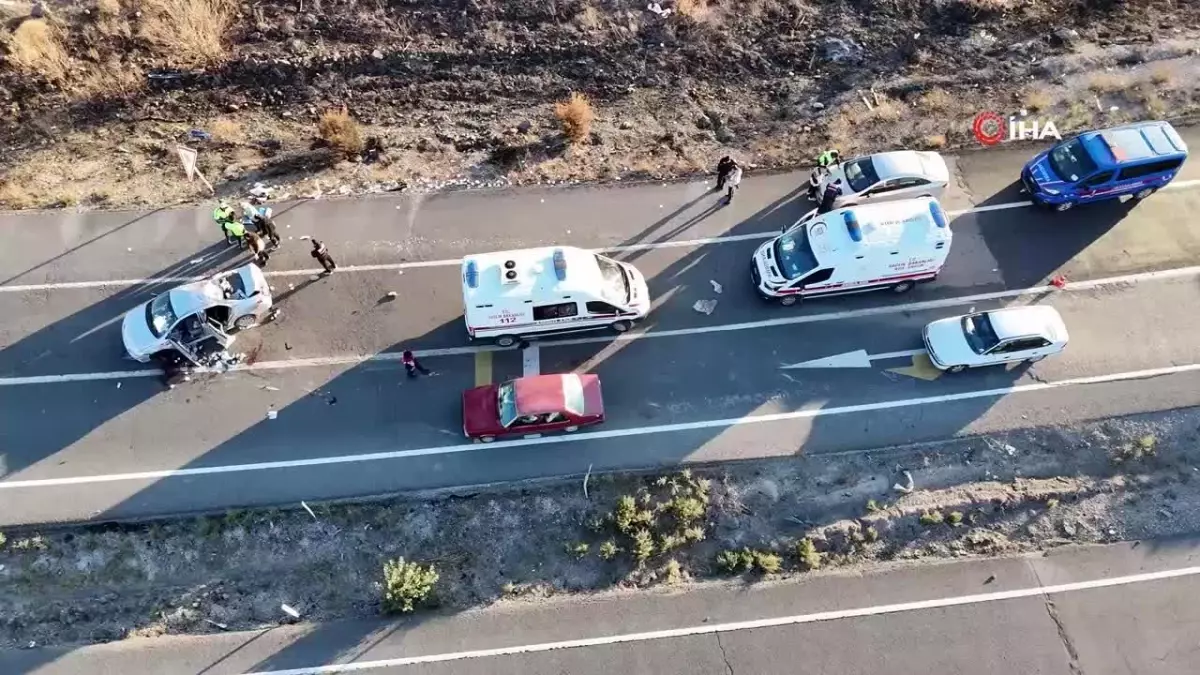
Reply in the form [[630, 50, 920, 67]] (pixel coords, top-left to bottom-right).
[[586, 301, 621, 315], [798, 268, 834, 286], [534, 302, 579, 320]]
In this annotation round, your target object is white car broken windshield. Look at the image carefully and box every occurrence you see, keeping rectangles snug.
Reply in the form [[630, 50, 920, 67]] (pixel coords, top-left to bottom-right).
[[146, 293, 179, 339]]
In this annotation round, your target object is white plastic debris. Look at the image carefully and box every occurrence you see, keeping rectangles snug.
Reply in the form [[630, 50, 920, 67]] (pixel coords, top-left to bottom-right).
[[692, 299, 718, 315], [301, 501, 318, 521], [647, 2, 672, 16], [127, 247, 133, 252], [116, 382, 122, 389], [261, 385, 280, 392], [710, 280, 723, 294], [267, 410, 278, 420], [280, 604, 301, 619], [892, 470, 915, 494], [190, 258, 205, 264], [386, 291, 397, 298]]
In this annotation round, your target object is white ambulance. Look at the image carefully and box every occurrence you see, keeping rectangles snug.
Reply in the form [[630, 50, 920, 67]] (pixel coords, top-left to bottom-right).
[[751, 196, 952, 306], [462, 246, 651, 347]]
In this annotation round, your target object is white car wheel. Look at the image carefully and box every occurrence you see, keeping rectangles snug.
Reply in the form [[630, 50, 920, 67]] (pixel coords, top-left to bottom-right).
[[480, 436, 496, 443], [610, 320, 631, 333], [234, 315, 257, 330], [1054, 201, 1074, 212], [565, 426, 579, 433], [947, 364, 967, 374], [779, 295, 799, 307], [890, 281, 915, 294]]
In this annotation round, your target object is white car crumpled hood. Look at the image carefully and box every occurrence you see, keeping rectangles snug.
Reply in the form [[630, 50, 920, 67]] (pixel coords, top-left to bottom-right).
[[924, 317, 978, 367]]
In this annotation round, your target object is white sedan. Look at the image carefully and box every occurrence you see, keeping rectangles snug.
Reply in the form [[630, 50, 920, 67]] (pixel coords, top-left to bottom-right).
[[810, 150, 950, 209], [121, 263, 274, 363], [923, 306, 1068, 373]]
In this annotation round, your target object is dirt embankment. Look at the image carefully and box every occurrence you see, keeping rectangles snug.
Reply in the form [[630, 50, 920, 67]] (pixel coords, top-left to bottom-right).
[[4, 407, 1200, 649], [1, 0, 1199, 209]]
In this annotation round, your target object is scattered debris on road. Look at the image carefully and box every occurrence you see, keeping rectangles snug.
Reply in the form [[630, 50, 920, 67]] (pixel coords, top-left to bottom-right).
[[693, 299, 718, 316]]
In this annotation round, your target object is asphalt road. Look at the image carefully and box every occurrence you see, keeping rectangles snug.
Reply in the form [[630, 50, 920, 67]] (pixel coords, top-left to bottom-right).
[[3, 133, 1200, 525], [6, 538, 1200, 674]]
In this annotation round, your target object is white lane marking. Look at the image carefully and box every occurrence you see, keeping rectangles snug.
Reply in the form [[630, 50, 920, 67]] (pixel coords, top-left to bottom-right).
[[5, 360, 1200, 489], [781, 348, 924, 369], [5, 264, 1200, 388], [241, 563, 1200, 674], [522, 343, 541, 377], [7, 179, 1198, 294]]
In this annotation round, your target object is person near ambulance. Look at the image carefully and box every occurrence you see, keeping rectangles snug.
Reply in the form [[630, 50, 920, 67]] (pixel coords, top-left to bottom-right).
[[808, 149, 841, 200], [751, 196, 952, 306]]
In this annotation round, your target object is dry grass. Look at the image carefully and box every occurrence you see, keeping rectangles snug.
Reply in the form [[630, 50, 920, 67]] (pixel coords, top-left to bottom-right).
[[918, 88, 953, 112], [6, 19, 72, 84], [1088, 71, 1129, 94], [922, 134, 948, 149], [1022, 87, 1053, 113], [0, 182, 37, 210], [137, 0, 234, 68], [72, 59, 144, 99], [554, 92, 595, 144], [210, 117, 244, 144], [96, 0, 122, 17], [1132, 82, 1168, 117], [860, 95, 903, 123], [318, 107, 365, 158], [1149, 65, 1174, 87], [1062, 99, 1093, 130], [674, 0, 710, 21]]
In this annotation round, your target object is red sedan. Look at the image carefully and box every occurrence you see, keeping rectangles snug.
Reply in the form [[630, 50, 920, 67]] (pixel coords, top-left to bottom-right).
[[462, 373, 605, 442]]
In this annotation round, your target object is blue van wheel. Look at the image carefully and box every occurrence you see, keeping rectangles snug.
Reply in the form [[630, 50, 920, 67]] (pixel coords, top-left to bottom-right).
[[1133, 187, 1156, 201]]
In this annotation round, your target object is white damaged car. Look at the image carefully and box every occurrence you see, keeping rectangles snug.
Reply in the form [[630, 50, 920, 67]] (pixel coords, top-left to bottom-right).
[[923, 306, 1069, 373], [121, 263, 274, 365], [809, 150, 951, 209]]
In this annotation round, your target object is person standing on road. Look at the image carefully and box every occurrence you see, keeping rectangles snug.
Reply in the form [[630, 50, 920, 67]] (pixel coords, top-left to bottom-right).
[[402, 350, 431, 378], [818, 179, 842, 214], [715, 156, 736, 191], [311, 239, 337, 275], [246, 231, 270, 267], [213, 201, 240, 244], [724, 162, 743, 204], [243, 202, 280, 247]]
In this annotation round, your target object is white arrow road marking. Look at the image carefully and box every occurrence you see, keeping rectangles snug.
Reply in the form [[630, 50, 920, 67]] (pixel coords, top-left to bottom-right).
[[781, 348, 924, 369]]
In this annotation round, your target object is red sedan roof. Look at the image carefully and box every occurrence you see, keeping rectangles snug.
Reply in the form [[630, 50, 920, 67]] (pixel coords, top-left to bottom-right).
[[513, 374, 575, 415]]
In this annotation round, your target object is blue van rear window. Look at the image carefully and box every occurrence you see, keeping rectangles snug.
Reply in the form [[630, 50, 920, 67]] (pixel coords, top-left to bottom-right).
[[1048, 138, 1098, 182]]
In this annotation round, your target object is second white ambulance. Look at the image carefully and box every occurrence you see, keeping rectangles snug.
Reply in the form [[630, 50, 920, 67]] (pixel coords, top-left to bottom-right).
[[751, 196, 952, 306], [462, 246, 651, 347]]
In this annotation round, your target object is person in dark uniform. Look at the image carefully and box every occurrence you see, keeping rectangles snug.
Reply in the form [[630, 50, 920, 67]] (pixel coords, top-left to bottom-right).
[[402, 350, 430, 378], [311, 239, 337, 275], [818, 179, 843, 214], [715, 156, 736, 191]]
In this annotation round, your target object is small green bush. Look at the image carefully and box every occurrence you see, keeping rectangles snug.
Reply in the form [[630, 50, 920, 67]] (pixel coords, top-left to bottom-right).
[[670, 496, 707, 523], [663, 558, 684, 584], [598, 540, 621, 560], [865, 526, 879, 542], [866, 499, 881, 513], [796, 538, 821, 570], [632, 528, 655, 563], [716, 549, 744, 574], [919, 511, 945, 526], [567, 542, 590, 558], [1045, 498, 1060, 509], [683, 525, 706, 542], [754, 551, 782, 574], [614, 495, 638, 533], [382, 558, 439, 614], [947, 511, 964, 527], [659, 533, 684, 552]]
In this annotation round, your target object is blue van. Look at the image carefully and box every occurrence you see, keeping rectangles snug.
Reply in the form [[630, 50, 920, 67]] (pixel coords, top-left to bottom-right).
[[1020, 121, 1188, 212]]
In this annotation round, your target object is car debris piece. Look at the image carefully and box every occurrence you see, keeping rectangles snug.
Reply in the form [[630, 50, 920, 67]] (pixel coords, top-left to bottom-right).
[[261, 385, 280, 392], [301, 501, 318, 521], [710, 280, 723, 294], [205, 619, 229, 630], [692, 299, 718, 315], [267, 410, 278, 420]]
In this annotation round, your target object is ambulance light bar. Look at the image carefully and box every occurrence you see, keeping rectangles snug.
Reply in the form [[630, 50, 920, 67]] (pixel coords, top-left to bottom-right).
[[842, 212, 863, 242], [929, 201, 948, 228], [464, 260, 480, 288], [552, 248, 568, 281]]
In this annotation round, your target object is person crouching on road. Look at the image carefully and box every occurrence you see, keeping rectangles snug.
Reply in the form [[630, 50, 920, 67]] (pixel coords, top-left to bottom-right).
[[246, 231, 270, 267], [311, 239, 337, 275], [715, 156, 736, 191], [817, 179, 842, 214], [724, 162, 743, 204], [402, 350, 430, 378]]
